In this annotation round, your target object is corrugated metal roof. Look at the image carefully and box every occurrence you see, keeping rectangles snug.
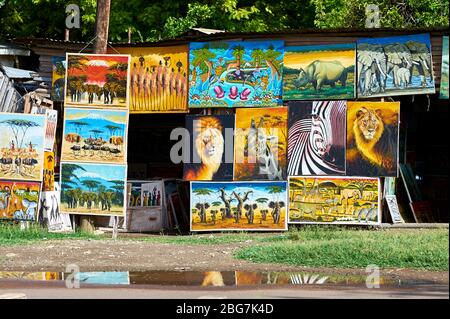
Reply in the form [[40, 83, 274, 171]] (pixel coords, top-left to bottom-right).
[[0, 43, 30, 56], [0, 65, 35, 79], [189, 28, 226, 34]]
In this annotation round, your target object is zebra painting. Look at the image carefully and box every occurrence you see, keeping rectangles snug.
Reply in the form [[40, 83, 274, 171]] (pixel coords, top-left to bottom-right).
[[287, 101, 346, 176]]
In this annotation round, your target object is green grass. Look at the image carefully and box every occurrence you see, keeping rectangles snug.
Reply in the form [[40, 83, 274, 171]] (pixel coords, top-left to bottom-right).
[[0, 223, 101, 246], [234, 226, 449, 271]]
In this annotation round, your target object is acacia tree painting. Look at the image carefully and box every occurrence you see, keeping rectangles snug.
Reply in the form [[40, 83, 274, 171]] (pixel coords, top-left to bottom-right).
[[0, 119, 40, 149]]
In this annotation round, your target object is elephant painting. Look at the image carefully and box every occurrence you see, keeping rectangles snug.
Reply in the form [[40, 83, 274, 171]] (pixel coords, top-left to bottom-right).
[[357, 34, 435, 97]]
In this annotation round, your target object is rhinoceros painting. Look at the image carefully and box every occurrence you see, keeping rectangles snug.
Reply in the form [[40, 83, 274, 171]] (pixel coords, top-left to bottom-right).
[[283, 43, 356, 100]]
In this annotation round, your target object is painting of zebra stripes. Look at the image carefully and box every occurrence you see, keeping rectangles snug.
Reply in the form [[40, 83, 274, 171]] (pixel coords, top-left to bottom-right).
[[346, 102, 400, 177], [287, 101, 346, 176], [288, 176, 380, 225], [234, 107, 287, 181]]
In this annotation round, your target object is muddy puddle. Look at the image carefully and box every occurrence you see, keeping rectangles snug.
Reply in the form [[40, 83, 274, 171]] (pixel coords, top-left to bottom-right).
[[0, 270, 440, 288]]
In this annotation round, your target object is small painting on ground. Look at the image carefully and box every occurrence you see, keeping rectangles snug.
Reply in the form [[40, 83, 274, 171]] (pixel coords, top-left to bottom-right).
[[0, 180, 40, 221], [440, 36, 449, 99], [61, 107, 128, 164], [64, 53, 130, 108], [288, 176, 380, 225], [190, 181, 288, 231], [60, 162, 127, 216], [283, 43, 356, 100], [357, 33, 435, 98], [189, 40, 284, 108]]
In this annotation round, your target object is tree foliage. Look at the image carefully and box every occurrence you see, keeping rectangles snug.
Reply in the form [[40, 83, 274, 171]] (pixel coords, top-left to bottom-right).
[[0, 0, 447, 42]]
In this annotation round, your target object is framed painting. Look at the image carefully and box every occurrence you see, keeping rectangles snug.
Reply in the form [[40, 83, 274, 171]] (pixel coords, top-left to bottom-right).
[[346, 102, 400, 177], [112, 45, 189, 113], [64, 53, 131, 108], [440, 36, 449, 99], [0, 180, 40, 221], [60, 162, 127, 216], [357, 33, 435, 98], [288, 176, 380, 225], [234, 107, 287, 180], [0, 112, 46, 181], [283, 43, 356, 100], [287, 101, 346, 176], [51, 56, 66, 102], [61, 107, 128, 164], [189, 40, 284, 108], [190, 181, 288, 231], [183, 115, 234, 181]]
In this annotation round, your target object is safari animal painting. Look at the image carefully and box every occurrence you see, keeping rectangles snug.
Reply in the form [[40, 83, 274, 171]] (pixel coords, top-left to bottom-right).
[[0, 181, 40, 221], [357, 34, 435, 98], [347, 102, 399, 177], [440, 36, 449, 99], [190, 181, 287, 231], [289, 176, 380, 225], [189, 40, 284, 108], [61, 108, 128, 164], [183, 115, 234, 181], [51, 56, 66, 102], [0, 112, 46, 181], [64, 53, 131, 108], [283, 43, 356, 100], [234, 107, 287, 181], [288, 101, 346, 176], [60, 162, 127, 216], [112, 45, 189, 113]]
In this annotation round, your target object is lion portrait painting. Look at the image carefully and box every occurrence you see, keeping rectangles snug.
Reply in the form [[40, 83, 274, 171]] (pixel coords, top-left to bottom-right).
[[183, 115, 234, 181], [346, 102, 400, 177]]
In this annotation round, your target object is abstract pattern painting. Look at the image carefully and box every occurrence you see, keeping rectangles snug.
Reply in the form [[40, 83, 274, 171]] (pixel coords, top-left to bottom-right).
[[346, 102, 399, 177], [287, 101, 346, 176], [183, 115, 234, 181], [42, 151, 55, 191], [440, 36, 449, 99], [65, 53, 130, 108], [61, 108, 128, 164], [0, 112, 46, 181], [289, 176, 380, 225], [44, 109, 58, 152], [114, 45, 188, 113], [357, 33, 435, 98], [0, 181, 40, 221], [189, 40, 284, 108], [51, 56, 66, 101], [234, 107, 287, 180], [191, 181, 287, 231], [283, 44, 356, 100], [60, 162, 126, 216]]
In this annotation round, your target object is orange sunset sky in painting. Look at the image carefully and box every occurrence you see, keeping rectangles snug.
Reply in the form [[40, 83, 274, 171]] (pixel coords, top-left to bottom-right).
[[284, 49, 355, 70]]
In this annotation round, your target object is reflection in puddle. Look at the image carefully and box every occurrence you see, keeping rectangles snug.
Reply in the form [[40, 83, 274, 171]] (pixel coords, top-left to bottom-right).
[[0, 270, 433, 287]]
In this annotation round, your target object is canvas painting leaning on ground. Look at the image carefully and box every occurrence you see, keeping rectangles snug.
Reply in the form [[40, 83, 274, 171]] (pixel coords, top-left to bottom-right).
[[283, 43, 356, 100], [287, 101, 347, 176], [60, 162, 127, 216], [346, 102, 400, 177], [0, 181, 40, 221], [0, 112, 46, 181], [114, 45, 189, 113], [189, 40, 284, 108], [61, 107, 128, 164], [357, 33, 435, 98], [64, 53, 131, 108], [183, 115, 234, 181], [234, 107, 287, 181], [288, 176, 380, 225], [190, 181, 288, 231], [440, 36, 449, 99]]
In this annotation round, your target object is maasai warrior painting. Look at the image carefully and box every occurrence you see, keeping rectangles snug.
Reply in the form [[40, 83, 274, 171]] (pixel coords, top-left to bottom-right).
[[191, 181, 287, 231], [234, 107, 287, 180], [289, 176, 380, 225], [65, 53, 130, 108], [189, 40, 284, 108], [287, 101, 346, 176]]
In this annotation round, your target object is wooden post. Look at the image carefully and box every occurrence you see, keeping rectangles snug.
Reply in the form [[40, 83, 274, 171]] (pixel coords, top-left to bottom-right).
[[79, 0, 111, 233]]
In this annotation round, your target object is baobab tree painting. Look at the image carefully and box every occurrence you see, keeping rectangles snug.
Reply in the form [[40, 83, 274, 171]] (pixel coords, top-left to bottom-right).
[[190, 181, 288, 231], [112, 45, 188, 113], [64, 53, 131, 108], [60, 162, 126, 216], [61, 108, 128, 164], [0, 112, 46, 181], [189, 40, 284, 108]]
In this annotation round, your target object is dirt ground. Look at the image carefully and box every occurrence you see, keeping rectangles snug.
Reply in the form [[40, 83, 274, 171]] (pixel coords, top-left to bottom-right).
[[0, 238, 448, 285]]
